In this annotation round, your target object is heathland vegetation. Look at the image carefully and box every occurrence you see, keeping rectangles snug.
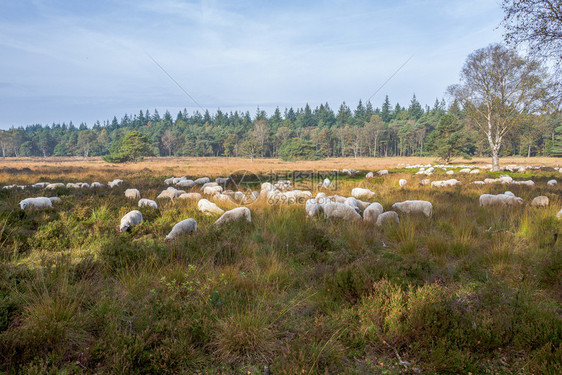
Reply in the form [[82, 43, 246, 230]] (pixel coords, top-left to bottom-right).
[[0, 158, 561, 373]]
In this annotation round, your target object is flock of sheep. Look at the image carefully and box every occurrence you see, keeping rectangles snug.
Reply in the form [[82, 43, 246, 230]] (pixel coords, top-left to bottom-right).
[[8, 163, 562, 242]]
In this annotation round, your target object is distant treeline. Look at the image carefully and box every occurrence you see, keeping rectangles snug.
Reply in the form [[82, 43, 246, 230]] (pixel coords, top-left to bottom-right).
[[1, 94, 561, 159]]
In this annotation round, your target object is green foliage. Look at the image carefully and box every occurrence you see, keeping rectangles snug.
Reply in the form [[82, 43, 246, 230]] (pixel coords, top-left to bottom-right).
[[429, 113, 472, 163], [102, 131, 152, 163], [279, 138, 321, 161]]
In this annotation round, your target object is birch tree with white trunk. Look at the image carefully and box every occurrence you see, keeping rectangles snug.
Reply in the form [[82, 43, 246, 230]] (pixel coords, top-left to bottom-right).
[[448, 44, 548, 171]]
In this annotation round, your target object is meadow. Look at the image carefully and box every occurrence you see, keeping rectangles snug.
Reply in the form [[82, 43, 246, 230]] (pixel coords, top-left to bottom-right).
[[0, 157, 561, 374]]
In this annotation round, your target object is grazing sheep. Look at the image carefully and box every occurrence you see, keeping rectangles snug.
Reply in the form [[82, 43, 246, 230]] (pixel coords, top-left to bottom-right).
[[327, 194, 347, 204], [194, 177, 210, 185], [504, 191, 515, 197], [366, 172, 374, 178], [547, 179, 557, 186], [214, 207, 251, 226], [120, 210, 143, 232], [19, 197, 53, 210], [323, 202, 362, 221], [377, 169, 389, 176], [213, 193, 234, 204], [138, 198, 158, 209], [261, 182, 274, 192], [66, 183, 81, 189], [363, 202, 384, 223], [471, 181, 485, 185], [165, 218, 197, 241], [202, 182, 219, 189], [164, 177, 174, 185], [479, 193, 523, 207], [125, 188, 141, 200], [499, 175, 513, 184], [345, 197, 370, 213], [197, 199, 224, 216], [108, 179, 123, 188], [424, 167, 434, 175], [216, 177, 230, 185], [557, 209, 562, 219], [91, 182, 104, 188], [419, 179, 431, 186], [470, 169, 480, 174], [203, 185, 223, 196], [32, 182, 50, 188], [399, 179, 408, 187], [45, 183, 65, 190], [431, 179, 461, 188], [459, 168, 471, 173], [531, 196, 549, 207], [351, 187, 375, 200], [177, 180, 195, 188], [157, 187, 180, 200], [48, 197, 61, 204], [392, 200, 433, 218], [178, 192, 202, 200], [376, 211, 400, 227], [512, 180, 535, 187], [234, 191, 246, 202], [445, 170, 454, 175], [305, 199, 323, 217]]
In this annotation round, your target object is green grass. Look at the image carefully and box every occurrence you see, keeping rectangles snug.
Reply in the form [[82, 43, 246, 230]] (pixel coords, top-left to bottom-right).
[[0, 168, 561, 373]]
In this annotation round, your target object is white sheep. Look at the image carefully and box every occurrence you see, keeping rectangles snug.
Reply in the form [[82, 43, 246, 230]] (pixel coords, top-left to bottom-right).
[[120, 210, 143, 232], [213, 193, 234, 204], [399, 179, 408, 187], [194, 177, 210, 185], [45, 183, 65, 190], [203, 185, 223, 196], [323, 202, 362, 221], [157, 187, 180, 200], [202, 182, 219, 189], [19, 197, 53, 210], [376, 211, 400, 227], [531, 196, 549, 207], [479, 193, 523, 207], [178, 192, 202, 200], [48, 197, 61, 204], [391, 200, 433, 218], [108, 179, 123, 188], [557, 209, 562, 219], [214, 207, 252, 226], [431, 179, 461, 188], [234, 191, 246, 202], [377, 170, 389, 176], [445, 170, 454, 175], [471, 181, 485, 185], [459, 168, 471, 173], [419, 179, 431, 186], [125, 189, 141, 200], [504, 191, 515, 197], [177, 180, 195, 188], [366, 172, 374, 178], [216, 177, 230, 185], [512, 180, 535, 187], [363, 202, 384, 223], [32, 182, 50, 188], [91, 182, 104, 188], [306, 199, 323, 217], [351, 187, 375, 200], [164, 177, 175, 185], [165, 218, 197, 241], [138, 198, 158, 209], [345, 197, 370, 213], [66, 183, 81, 189], [547, 179, 557, 186], [197, 199, 224, 216], [469, 169, 480, 174]]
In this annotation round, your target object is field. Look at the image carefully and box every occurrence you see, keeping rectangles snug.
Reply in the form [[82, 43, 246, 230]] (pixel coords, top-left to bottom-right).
[[0, 157, 561, 374]]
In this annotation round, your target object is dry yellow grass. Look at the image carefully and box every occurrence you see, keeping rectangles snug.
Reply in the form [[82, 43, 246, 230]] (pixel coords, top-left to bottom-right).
[[1, 156, 561, 181]]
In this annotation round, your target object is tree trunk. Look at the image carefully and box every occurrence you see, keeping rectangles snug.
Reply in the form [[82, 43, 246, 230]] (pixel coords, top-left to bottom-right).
[[527, 143, 532, 158], [491, 148, 500, 171]]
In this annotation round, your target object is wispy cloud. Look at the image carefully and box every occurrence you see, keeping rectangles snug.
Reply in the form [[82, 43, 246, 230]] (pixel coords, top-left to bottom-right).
[[0, 0, 504, 128]]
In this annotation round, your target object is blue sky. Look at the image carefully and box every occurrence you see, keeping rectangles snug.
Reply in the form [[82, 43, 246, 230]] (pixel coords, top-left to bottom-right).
[[0, 0, 504, 129]]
